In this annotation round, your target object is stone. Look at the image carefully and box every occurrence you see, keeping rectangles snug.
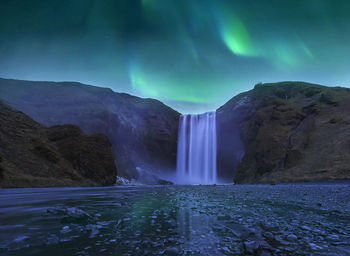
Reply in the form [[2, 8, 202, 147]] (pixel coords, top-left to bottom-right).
[[46, 234, 59, 245], [309, 243, 323, 250], [243, 240, 272, 255], [165, 247, 180, 255], [263, 232, 274, 240], [301, 226, 312, 231], [326, 234, 340, 241], [286, 234, 298, 241], [61, 226, 71, 234], [13, 236, 29, 243]]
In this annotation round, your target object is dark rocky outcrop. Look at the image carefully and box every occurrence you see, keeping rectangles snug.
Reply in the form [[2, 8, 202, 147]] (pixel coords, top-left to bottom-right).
[[218, 81, 350, 184], [0, 78, 180, 179], [0, 101, 116, 187]]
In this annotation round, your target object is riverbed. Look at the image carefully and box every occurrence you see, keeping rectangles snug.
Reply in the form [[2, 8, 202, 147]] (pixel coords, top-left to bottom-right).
[[0, 183, 349, 255]]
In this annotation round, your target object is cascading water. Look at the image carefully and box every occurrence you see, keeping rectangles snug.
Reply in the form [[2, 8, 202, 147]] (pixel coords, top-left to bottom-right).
[[176, 111, 217, 184]]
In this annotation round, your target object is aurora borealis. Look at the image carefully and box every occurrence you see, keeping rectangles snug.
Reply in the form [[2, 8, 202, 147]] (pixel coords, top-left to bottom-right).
[[1, 0, 350, 113]]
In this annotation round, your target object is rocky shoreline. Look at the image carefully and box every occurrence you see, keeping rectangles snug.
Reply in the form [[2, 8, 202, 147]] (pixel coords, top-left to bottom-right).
[[0, 184, 349, 255]]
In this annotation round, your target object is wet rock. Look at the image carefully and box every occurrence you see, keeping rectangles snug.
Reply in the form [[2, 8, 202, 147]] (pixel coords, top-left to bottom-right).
[[301, 225, 312, 231], [13, 236, 29, 243], [309, 242, 323, 250], [217, 213, 230, 220], [46, 234, 59, 245], [286, 234, 298, 241], [337, 245, 350, 255], [243, 240, 272, 255], [326, 234, 340, 241], [211, 224, 225, 232], [61, 226, 71, 234], [157, 179, 174, 185], [61, 207, 92, 224], [167, 219, 176, 227], [165, 247, 180, 255], [86, 224, 102, 238], [260, 221, 279, 232], [263, 232, 274, 240]]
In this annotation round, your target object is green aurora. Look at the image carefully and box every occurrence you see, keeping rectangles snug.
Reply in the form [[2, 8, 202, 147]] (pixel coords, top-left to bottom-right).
[[1, 0, 350, 113]]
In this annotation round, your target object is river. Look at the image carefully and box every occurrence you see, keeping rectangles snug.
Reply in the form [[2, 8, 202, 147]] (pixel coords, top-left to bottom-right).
[[0, 183, 349, 255]]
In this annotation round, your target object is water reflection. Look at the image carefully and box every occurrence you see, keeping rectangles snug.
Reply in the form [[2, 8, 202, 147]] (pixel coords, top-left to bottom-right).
[[0, 185, 349, 255], [177, 208, 220, 254]]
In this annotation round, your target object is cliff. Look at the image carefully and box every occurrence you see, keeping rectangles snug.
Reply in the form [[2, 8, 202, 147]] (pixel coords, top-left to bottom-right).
[[218, 81, 350, 184], [0, 78, 180, 179], [0, 101, 116, 187]]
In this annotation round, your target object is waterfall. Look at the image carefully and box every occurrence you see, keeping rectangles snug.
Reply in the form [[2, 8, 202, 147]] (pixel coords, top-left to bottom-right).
[[176, 111, 217, 184]]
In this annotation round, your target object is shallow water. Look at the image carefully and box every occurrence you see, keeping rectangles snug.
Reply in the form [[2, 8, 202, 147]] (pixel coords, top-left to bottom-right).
[[0, 184, 349, 255]]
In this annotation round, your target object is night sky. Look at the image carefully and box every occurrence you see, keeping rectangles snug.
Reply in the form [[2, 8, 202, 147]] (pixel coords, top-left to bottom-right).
[[1, 0, 350, 113]]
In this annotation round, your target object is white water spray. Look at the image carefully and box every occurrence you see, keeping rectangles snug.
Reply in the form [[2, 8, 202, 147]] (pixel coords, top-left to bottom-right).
[[176, 111, 217, 184]]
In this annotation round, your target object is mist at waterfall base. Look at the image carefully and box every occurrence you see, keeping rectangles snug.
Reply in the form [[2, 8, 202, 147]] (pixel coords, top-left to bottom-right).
[[176, 112, 218, 184]]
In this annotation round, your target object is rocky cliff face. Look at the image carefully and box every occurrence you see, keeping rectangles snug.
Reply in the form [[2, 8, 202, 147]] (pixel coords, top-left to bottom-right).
[[0, 78, 180, 179], [0, 101, 116, 187], [218, 82, 350, 184]]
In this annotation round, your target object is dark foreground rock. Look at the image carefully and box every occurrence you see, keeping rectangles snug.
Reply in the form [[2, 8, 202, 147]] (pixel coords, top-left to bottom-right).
[[0, 78, 180, 179], [218, 81, 350, 184], [0, 101, 116, 187]]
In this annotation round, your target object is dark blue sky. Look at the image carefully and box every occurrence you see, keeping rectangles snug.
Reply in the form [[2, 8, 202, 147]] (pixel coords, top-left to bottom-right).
[[1, 0, 350, 113]]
